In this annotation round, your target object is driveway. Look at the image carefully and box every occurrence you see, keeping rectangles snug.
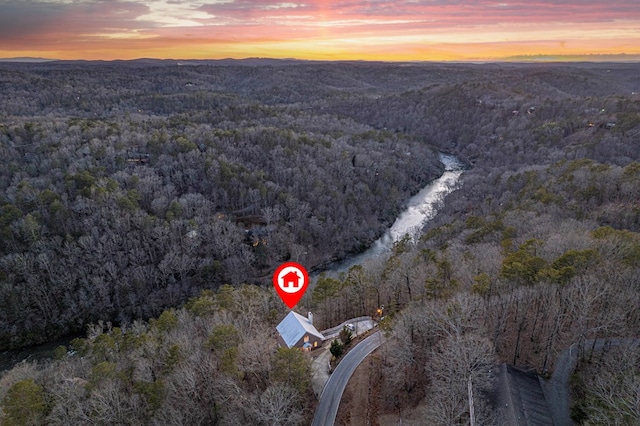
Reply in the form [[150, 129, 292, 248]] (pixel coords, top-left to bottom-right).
[[311, 345, 332, 397], [321, 316, 375, 340]]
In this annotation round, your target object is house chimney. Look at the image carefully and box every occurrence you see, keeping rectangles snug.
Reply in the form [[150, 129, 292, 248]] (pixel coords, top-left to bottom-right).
[[307, 312, 313, 325]]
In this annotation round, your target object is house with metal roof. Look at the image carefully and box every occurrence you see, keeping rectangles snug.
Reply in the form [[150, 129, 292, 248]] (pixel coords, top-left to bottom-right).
[[492, 364, 555, 425], [276, 311, 324, 350]]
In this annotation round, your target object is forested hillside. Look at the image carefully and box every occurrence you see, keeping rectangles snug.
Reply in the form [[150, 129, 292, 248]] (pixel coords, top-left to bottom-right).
[[1, 60, 639, 425], [0, 61, 443, 349]]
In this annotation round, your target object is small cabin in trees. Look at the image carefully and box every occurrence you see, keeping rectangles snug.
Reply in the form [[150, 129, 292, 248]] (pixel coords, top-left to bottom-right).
[[126, 150, 150, 164], [276, 311, 324, 351]]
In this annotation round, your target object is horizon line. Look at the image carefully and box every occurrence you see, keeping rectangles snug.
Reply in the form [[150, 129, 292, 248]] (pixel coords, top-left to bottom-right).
[[2, 54, 640, 65]]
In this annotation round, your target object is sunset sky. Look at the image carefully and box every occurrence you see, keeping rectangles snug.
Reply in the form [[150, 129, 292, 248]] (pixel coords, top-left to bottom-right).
[[1, 0, 640, 61]]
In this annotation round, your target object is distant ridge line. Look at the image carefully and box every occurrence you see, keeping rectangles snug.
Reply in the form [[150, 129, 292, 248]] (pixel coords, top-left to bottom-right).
[[0, 57, 58, 63], [2, 56, 640, 66]]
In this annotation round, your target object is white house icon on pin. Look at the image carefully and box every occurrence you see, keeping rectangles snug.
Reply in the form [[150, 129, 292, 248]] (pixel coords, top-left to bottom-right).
[[281, 270, 301, 288]]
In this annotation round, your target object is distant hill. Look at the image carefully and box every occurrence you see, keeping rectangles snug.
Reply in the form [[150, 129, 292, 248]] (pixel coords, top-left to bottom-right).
[[503, 53, 640, 62], [0, 57, 58, 63], [3, 55, 639, 66], [0, 57, 315, 68]]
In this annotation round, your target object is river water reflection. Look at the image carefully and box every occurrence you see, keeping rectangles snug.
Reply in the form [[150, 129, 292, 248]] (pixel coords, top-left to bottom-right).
[[316, 154, 464, 278]]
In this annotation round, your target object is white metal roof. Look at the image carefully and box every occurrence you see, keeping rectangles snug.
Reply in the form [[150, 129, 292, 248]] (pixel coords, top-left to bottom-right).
[[276, 311, 324, 348]]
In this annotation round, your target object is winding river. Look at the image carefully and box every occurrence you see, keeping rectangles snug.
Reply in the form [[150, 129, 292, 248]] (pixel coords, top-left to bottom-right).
[[1, 154, 463, 372], [318, 153, 464, 277]]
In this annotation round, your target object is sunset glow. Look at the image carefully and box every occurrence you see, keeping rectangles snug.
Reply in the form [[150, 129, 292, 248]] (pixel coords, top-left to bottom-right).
[[1, 0, 640, 61]]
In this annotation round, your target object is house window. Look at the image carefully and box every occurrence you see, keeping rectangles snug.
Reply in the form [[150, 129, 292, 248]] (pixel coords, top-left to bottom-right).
[[314, 341, 318, 347], [304, 335, 309, 343]]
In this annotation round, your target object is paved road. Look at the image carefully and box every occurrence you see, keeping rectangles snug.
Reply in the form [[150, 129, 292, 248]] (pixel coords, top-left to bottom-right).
[[312, 331, 384, 426], [541, 337, 639, 426], [312, 318, 377, 397]]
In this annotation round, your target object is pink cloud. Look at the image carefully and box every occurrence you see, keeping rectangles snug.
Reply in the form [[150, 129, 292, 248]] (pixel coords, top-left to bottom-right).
[[1, 0, 639, 59], [317, 0, 640, 25]]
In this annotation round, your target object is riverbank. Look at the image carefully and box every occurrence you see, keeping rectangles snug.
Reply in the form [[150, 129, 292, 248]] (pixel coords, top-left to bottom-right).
[[0, 334, 81, 372], [315, 153, 464, 278]]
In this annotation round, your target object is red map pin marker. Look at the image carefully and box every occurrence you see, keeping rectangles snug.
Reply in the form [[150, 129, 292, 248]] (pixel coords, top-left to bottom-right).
[[273, 262, 309, 309]]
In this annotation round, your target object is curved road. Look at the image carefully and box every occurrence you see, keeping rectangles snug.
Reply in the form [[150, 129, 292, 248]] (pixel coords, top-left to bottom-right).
[[542, 337, 639, 426], [312, 331, 384, 426]]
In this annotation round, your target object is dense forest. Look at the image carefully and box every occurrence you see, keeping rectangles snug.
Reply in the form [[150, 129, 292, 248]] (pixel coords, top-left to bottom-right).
[[0, 61, 443, 349], [1, 60, 639, 425]]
